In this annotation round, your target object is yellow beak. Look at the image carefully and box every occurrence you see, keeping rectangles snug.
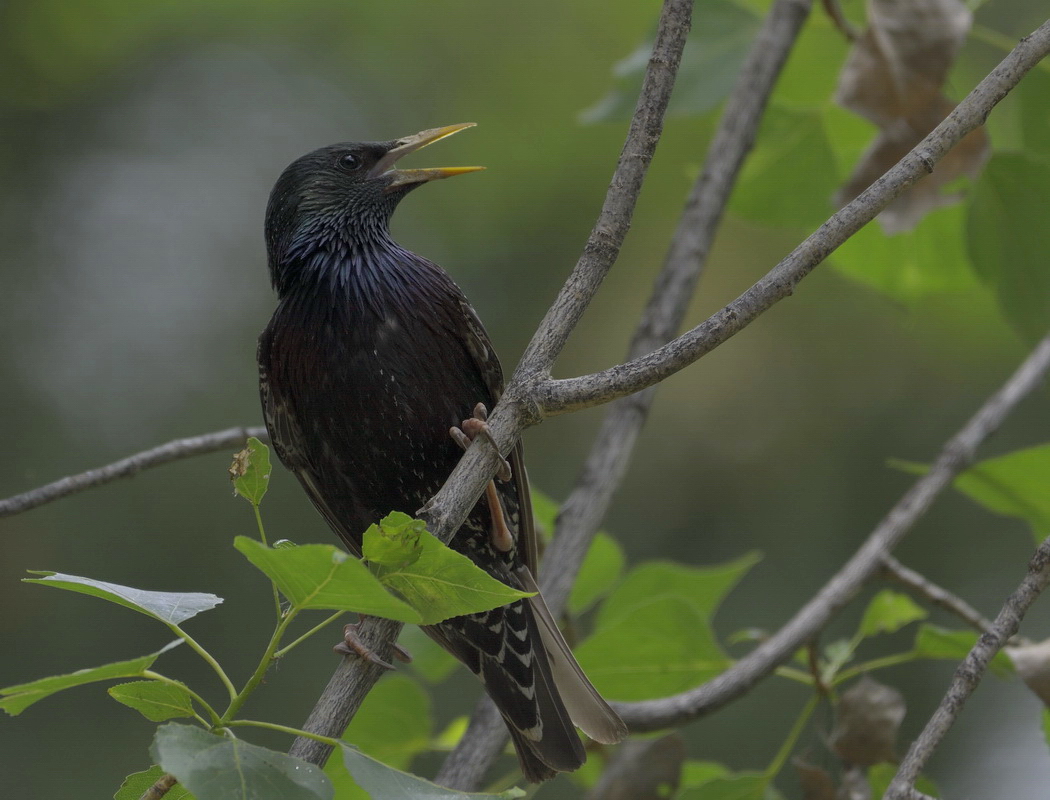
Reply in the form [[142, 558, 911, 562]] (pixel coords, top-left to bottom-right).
[[369, 123, 485, 191]]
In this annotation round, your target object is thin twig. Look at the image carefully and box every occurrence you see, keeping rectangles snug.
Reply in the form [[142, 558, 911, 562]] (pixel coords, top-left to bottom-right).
[[288, 0, 695, 771], [434, 0, 814, 787], [611, 334, 1050, 732], [880, 553, 998, 637], [537, 20, 1050, 416], [0, 426, 267, 518], [885, 535, 1050, 799]]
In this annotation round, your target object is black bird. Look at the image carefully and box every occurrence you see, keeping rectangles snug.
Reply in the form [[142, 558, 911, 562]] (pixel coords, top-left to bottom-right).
[[258, 123, 627, 782]]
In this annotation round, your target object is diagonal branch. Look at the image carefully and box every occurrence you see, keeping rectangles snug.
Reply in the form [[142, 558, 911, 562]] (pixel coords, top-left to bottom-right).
[[612, 333, 1050, 732], [0, 426, 267, 519], [537, 19, 1050, 416], [287, 0, 695, 770], [434, 0, 815, 788], [885, 534, 1050, 799]]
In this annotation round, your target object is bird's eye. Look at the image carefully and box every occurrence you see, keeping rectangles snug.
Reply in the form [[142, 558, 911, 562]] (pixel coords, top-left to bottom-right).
[[340, 152, 364, 171]]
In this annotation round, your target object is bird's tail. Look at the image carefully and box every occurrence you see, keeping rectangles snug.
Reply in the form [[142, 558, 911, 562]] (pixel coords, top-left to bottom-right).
[[428, 570, 627, 783]]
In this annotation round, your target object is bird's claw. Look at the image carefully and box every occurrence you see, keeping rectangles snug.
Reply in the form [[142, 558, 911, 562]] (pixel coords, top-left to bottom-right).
[[335, 621, 402, 670], [450, 403, 511, 482]]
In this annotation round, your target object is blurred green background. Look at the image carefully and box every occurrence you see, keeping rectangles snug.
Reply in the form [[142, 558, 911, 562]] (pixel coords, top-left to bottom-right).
[[2, 0, 1049, 797]]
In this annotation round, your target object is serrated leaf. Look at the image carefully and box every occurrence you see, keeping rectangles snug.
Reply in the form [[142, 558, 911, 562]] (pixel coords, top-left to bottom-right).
[[234, 537, 421, 622], [109, 680, 195, 722], [676, 770, 768, 799], [575, 595, 729, 700], [568, 532, 625, 615], [114, 765, 195, 800], [892, 445, 1050, 542], [912, 624, 1013, 677], [362, 512, 426, 568], [967, 153, 1050, 342], [1, 641, 181, 715], [339, 744, 524, 799], [581, 0, 760, 123], [231, 436, 271, 505], [859, 590, 928, 638], [151, 723, 332, 800], [375, 529, 533, 625], [23, 572, 222, 625]]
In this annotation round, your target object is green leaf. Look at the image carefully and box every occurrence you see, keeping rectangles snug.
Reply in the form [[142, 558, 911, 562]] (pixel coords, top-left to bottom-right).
[[568, 532, 625, 615], [530, 490, 560, 541], [325, 676, 435, 798], [967, 153, 1050, 341], [833, 204, 979, 301], [372, 529, 533, 626], [23, 572, 222, 626], [114, 765, 195, 800], [231, 436, 272, 505], [893, 444, 1050, 541], [1, 641, 181, 715], [596, 554, 760, 630], [729, 104, 840, 228], [680, 760, 731, 788], [580, 0, 760, 123], [912, 624, 1013, 678], [362, 512, 426, 568], [108, 680, 195, 722], [676, 770, 768, 799], [151, 723, 333, 800], [858, 590, 928, 638], [576, 555, 759, 699], [867, 763, 939, 798], [575, 595, 729, 700], [338, 744, 524, 799], [343, 676, 432, 770], [234, 537, 421, 622], [399, 626, 459, 684]]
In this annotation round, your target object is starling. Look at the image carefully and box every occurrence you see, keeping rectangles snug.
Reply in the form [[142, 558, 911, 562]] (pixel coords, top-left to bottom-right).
[[258, 123, 627, 782]]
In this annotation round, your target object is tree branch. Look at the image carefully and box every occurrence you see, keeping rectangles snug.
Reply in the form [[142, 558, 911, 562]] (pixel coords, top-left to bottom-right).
[[885, 534, 1050, 799], [288, 0, 695, 770], [0, 426, 267, 518], [880, 554, 998, 637], [537, 19, 1050, 416], [434, 0, 814, 788], [611, 333, 1050, 732]]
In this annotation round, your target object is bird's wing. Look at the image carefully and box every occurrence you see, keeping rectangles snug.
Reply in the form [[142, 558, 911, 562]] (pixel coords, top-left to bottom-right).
[[454, 298, 540, 576], [259, 331, 367, 557]]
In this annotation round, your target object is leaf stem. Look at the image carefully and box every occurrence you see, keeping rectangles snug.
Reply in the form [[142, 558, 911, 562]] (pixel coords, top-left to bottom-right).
[[273, 611, 345, 659], [764, 693, 819, 781], [220, 608, 299, 723], [166, 623, 238, 701], [835, 651, 917, 684], [226, 718, 342, 749], [252, 502, 284, 620]]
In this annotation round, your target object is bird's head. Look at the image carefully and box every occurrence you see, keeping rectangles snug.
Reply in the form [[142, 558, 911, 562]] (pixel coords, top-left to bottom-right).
[[264, 123, 482, 292]]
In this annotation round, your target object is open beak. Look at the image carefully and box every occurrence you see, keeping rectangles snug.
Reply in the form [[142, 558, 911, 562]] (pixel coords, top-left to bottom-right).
[[369, 123, 484, 191]]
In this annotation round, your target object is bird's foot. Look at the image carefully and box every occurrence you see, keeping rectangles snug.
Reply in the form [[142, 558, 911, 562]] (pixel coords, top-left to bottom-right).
[[449, 404, 515, 553], [450, 403, 511, 482], [334, 620, 411, 668]]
